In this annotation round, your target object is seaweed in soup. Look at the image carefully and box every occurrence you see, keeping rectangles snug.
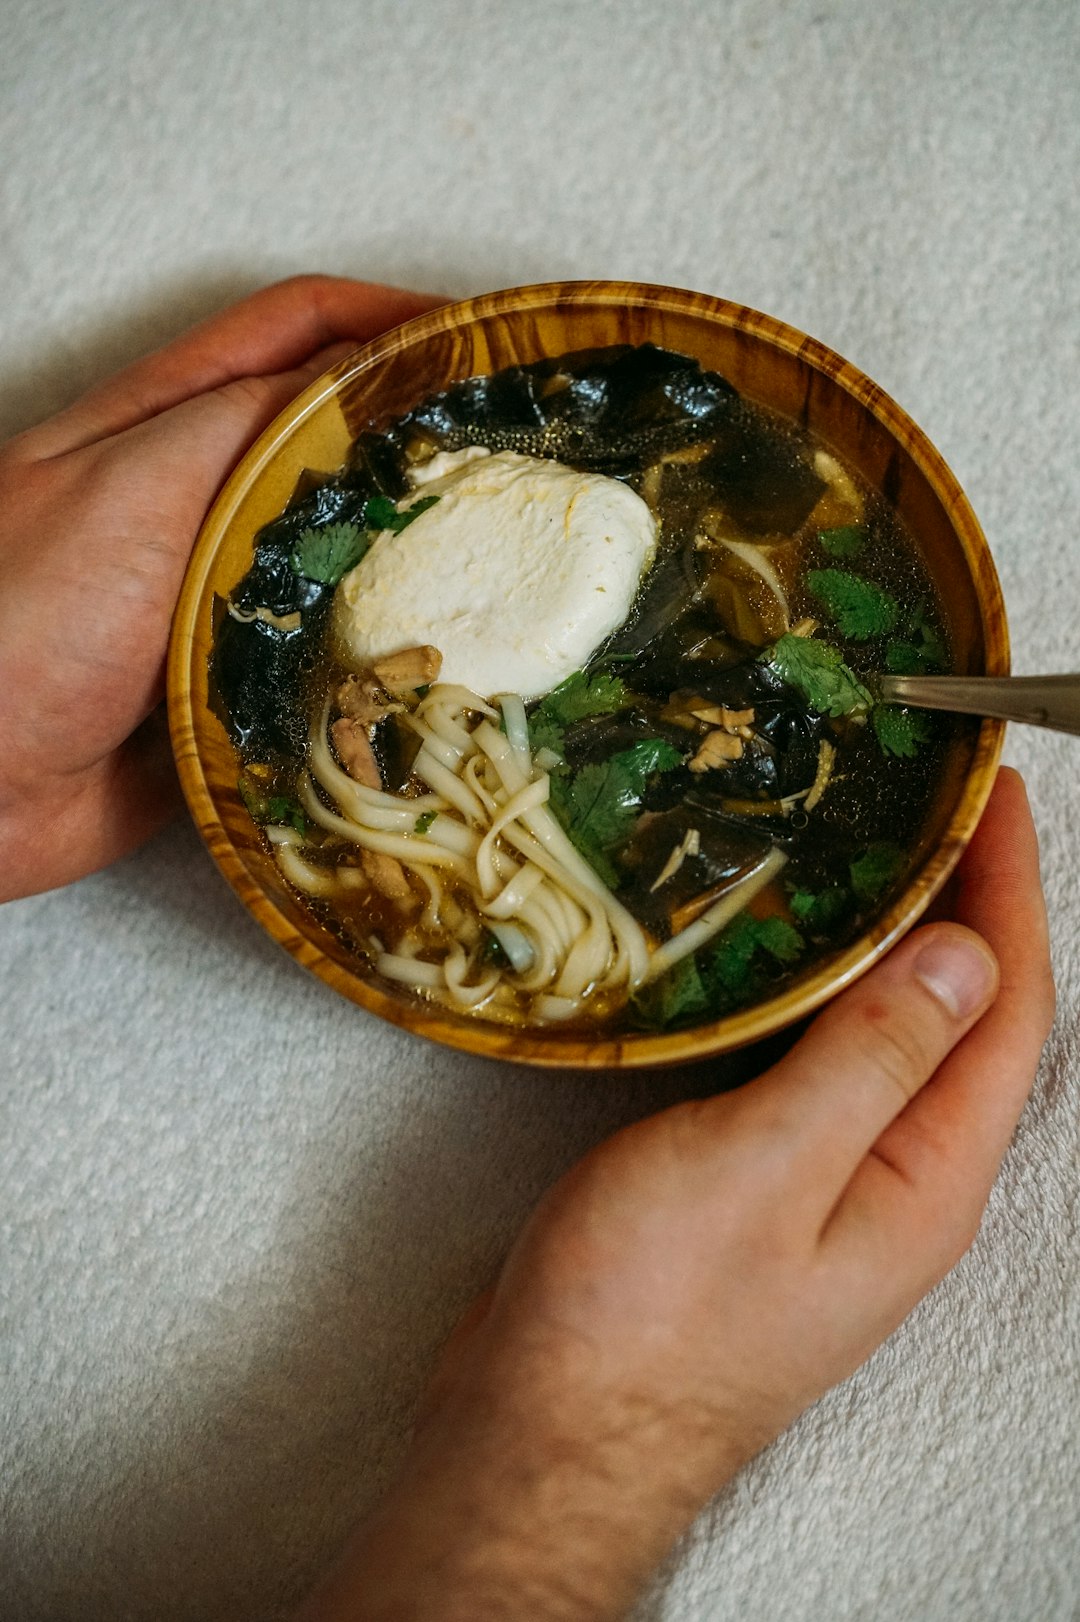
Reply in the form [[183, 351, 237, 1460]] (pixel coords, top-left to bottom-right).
[[211, 344, 964, 1033], [391, 345, 743, 473]]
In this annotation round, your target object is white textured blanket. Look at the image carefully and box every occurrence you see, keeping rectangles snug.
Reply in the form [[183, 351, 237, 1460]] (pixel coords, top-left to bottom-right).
[[1, 3, 1077, 1618]]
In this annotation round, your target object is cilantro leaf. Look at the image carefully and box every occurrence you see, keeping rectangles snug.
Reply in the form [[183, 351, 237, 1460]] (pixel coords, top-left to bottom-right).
[[807, 569, 899, 640], [850, 842, 904, 906], [633, 913, 805, 1030], [545, 670, 629, 724], [528, 669, 630, 760], [548, 737, 683, 884], [703, 912, 805, 1008], [364, 493, 440, 534], [529, 714, 568, 761], [750, 916, 805, 964], [239, 773, 308, 834], [883, 640, 927, 675], [289, 496, 441, 585], [707, 914, 763, 999], [789, 885, 851, 935], [872, 705, 933, 759], [819, 524, 865, 559], [629, 956, 710, 1031], [762, 634, 872, 717], [911, 603, 946, 664], [290, 521, 367, 586], [885, 602, 947, 675], [547, 788, 618, 884], [267, 795, 308, 835]]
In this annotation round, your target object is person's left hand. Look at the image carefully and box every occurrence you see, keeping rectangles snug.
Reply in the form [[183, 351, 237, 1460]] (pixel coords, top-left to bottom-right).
[[0, 275, 443, 902]]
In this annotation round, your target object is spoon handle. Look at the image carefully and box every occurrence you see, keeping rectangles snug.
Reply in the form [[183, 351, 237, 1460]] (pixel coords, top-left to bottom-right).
[[878, 673, 1080, 737]]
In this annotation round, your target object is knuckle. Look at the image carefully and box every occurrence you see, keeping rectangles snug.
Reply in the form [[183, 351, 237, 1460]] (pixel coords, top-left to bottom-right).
[[219, 374, 272, 416], [265, 271, 332, 304], [856, 1004, 940, 1110]]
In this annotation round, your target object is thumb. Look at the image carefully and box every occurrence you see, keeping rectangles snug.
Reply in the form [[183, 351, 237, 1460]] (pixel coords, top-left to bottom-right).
[[728, 922, 1000, 1219]]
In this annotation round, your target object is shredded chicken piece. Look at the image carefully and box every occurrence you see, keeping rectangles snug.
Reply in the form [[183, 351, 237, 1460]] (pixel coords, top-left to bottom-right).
[[372, 645, 443, 696], [336, 673, 403, 726], [404, 432, 441, 466], [649, 828, 701, 892], [661, 695, 756, 735], [330, 717, 382, 788], [689, 703, 756, 730], [802, 740, 837, 813], [360, 848, 412, 901], [813, 450, 864, 520], [689, 731, 745, 772], [659, 695, 705, 731], [660, 440, 712, 467]]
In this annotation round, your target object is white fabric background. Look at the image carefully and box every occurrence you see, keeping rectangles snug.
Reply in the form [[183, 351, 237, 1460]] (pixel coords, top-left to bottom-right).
[[1, 2, 1077, 1618]]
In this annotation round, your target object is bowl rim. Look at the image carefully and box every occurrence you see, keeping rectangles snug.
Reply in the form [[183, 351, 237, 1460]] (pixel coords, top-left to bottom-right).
[[168, 278, 1008, 1069]]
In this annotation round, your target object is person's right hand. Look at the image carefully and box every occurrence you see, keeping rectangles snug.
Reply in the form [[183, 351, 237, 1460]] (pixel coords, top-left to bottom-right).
[[0, 275, 443, 902], [300, 766, 1054, 1622]]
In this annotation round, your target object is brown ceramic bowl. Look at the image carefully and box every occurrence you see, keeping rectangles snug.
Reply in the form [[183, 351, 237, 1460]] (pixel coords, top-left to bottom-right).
[[167, 280, 1007, 1068]]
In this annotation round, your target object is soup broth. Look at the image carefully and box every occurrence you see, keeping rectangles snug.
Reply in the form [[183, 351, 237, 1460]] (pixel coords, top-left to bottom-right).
[[212, 345, 967, 1032]]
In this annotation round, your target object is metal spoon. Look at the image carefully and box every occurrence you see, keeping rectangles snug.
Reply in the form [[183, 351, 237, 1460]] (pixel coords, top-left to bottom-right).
[[879, 674, 1080, 737]]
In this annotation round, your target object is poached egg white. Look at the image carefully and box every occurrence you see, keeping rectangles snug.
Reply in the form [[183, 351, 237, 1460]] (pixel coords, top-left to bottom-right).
[[333, 446, 656, 701]]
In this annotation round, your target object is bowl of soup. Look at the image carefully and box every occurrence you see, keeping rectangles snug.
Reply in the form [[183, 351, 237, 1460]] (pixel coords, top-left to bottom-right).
[[167, 280, 1007, 1067]]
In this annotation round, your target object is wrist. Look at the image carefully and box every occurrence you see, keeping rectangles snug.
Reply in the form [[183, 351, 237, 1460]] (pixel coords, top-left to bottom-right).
[[297, 1334, 748, 1621]]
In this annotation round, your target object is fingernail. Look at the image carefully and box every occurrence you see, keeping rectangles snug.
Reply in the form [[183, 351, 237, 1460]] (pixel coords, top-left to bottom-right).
[[913, 936, 997, 1019]]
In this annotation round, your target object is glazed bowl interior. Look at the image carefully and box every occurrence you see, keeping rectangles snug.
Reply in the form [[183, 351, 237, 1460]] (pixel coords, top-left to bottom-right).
[[168, 280, 1007, 1068]]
